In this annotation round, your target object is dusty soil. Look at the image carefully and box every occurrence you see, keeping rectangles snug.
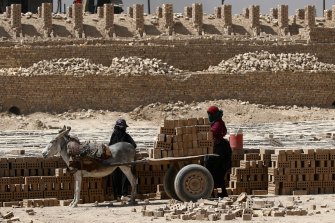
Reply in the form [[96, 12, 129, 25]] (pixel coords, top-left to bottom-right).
[[0, 99, 335, 222]]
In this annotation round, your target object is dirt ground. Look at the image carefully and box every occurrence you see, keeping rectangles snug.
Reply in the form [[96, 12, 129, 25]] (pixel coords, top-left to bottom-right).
[[0, 99, 335, 222]]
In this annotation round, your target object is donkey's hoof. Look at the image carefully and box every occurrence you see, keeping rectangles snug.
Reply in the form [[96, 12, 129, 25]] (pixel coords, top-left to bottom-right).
[[69, 203, 78, 208]]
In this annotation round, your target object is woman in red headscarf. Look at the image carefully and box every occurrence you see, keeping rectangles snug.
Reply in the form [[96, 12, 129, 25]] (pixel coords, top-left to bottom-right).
[[206, 106, 232, 197]]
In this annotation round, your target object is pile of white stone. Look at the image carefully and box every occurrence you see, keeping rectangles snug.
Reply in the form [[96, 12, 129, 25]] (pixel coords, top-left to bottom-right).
[[106, 56, 182, 76], [0, 57, 182, 76], [208, 51, 335, 73]]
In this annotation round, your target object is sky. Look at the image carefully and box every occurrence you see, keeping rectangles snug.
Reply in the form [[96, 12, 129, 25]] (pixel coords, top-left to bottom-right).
[[56, 0, 335, 16]]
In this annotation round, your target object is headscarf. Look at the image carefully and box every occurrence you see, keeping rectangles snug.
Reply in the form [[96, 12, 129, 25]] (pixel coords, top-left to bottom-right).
[[207, 106, 223, 123]]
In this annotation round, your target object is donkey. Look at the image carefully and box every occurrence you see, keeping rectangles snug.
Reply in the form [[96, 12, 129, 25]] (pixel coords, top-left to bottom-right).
[[42, 126, 137, 207]]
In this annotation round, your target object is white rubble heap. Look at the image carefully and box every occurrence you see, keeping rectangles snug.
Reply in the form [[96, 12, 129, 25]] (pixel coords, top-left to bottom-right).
[[207, 51, 335, 73], [140, 193, 312, 221], [0, 57, 182, 77]]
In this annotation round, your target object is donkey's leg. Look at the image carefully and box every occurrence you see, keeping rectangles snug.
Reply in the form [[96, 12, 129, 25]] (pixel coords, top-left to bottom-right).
[[70, 171, 82, 207], [119, 166, 137, 205]]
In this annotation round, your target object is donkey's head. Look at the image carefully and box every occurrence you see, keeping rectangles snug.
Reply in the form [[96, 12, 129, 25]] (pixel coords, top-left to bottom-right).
[[42, 126, 71, 158]]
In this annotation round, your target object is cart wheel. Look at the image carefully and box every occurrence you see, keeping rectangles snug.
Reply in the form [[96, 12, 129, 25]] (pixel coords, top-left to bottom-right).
[[174, 164, 214, 202], [163, 166, 180, 200]]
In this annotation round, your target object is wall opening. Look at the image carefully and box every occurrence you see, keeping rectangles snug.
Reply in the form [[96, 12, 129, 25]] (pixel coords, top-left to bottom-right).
[[332, 101, 335, 108], [8, 106, 21, 115]]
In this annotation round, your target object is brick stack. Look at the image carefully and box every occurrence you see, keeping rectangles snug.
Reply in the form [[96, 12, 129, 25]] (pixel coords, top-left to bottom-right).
[[10, 4, 21, 36], [5, 6, 11, 18], [97, 6, 103, 18], [42, 3, 53, 37], [308, 28, 335, 43], [278, 5, 289, 36], [222, 5, 232, 28], [162, 4, 173, 34], [214, 7, 221, 19], [332, 5, 335, 24], [270, 8, 278, 19], [243, 8, 249, 19], [305, 5, 315, 28], [72, 3, 83, 37], [127, 6, 133, 18], [324, 10, 332, 20], [136, 163, 169, 194], [149, 118, 213, 159], [268, 148, 335, 195], [103, 4, 114, 37], [67, 5, 72, 18], [249, 5, 260, 35], [184, 6, 192, 18], [228, 153, 268, 195], [156, 6, 162, 18], [296, 9, 305, 20], [192, 3, 203, 34], [133, 4, 144, 36]]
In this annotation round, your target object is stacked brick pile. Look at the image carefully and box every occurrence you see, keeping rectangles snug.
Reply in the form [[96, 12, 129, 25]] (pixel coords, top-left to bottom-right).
[[103, 4, 114, 37], [156, 6, 162, 18], [270, 8, 278, 19], [324, 10, 332, 20], [214, 7, 221, 19], [296, 9, 305, 20], [41, 3, 53, 37], [10, 4, 21, 37], [184, 6, 192, 18], [72, 3, 83, 37], [222, 5, 233, 34], [249, 5, 260, 35], [149, 118, 213, 159], [305, 5, 315, 28], [67, 5, 73, 18], [192, 3, 203, 34], [162, 4, 174, 34], [268, 148, 335, 195], [228, 153, 268, 195], [278, 5, 288, 28], [136, 163, 169, 194], [333, 6, 335, 23], [127, 6, 133, 18], [307, 28, 335, 43], [97, 6, 103, 18], [133, 4, 144, 36]]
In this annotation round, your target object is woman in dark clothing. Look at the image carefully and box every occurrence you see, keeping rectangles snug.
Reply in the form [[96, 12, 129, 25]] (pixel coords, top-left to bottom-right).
[[206, 106, 232, 197], [109, 118, 137, 199]]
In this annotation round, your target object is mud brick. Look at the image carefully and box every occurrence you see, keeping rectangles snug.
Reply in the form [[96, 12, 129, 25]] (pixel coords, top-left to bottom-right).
[[25, 157, 42, 169], [0, 192, 13, 201], [269, 175, 287, 182], [25, 176, 42, 184], [316, 167, 329, 174], [155, 141, 172, 150], [42, 157, 58, 168], [160, 127, 175, 135], [1, 180, 9, 192], [310, 181, 322, 187], [301, 167, 315, 174], [300, 153, 314, 160], [198, 140, 213, 148], [59, 175, 73, 182], [44, 190, 59, 198], [249, 181, 263, 188], [11, 158, 26, 169], [163, 119, 174, 128], [252, 190, 268, 195], [322, 181, 335, 187], [240, 161, 250, 168], [233, 167, 250, 175], [41, 176, 57, 183], [272, 160, 290, 168], [288, 168, 302, 175], [55, 168, 64, 177], [0, 158, 9, 169], [195, 125, 211, 132], [14, 191, 29, 200], [308, 187, 318, 194], [283, 182, 296, 188], [271, 154, 287, 162], [296, 181, 310, 188], [286, 153, 300, 161], [80, 190, 89, 197]]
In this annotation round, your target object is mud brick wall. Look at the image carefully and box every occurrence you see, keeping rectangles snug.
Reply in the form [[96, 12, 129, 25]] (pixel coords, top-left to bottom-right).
[[296, 9, 305, 20], [305, 5, 316, 28], [249, 5, 260, 29], [192, 3, 203, 32], [156, 6, 162, 18], [243, 8, 249, 19], [308, 28, 335, 43], [214, 6, 221, 19], [97, 6, 103, 18], [162, 4, 173, 30], [270, 8, 278, 19], [0, 70, 334, 113], [11, 4, 21, 30], [222, 5, 232, 28], [127, 6, 133, 18], [184, 6, 192, 18], [42, 3, 52, 34], [278, 5, 289, 29], [103, 4, 114, 30], [333, 5, 335, 23], [133, 4, 144, 35], [73, 3, 83, 36]]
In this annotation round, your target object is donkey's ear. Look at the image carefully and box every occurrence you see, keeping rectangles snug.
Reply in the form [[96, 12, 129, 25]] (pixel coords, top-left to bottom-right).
[[58, 125, 66, 133], [67, 126, 71, 131]]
